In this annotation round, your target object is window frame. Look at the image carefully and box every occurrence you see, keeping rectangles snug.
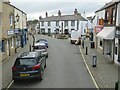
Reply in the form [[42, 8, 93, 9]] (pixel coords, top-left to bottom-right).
[[41, 21, 44, 26], [71, 20, 75, 26]]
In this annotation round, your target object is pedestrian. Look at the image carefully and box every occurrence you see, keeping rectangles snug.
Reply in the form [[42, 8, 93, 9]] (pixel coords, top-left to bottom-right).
[[82, 36, 85, 48]]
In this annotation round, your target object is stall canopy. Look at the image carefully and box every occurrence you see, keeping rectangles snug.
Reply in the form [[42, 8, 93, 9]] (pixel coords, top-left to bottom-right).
[[97, 27, 115, 40]]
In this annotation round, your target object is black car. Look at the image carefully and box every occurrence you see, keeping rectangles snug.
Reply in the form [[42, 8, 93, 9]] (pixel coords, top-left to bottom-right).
[[12, 51, 46, 82]]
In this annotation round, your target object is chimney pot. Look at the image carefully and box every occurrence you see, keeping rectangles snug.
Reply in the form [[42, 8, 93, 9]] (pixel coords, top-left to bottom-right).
[[74, 9, 78, 15], [45, 12, 48, 17], [58, 10, 61, 16]]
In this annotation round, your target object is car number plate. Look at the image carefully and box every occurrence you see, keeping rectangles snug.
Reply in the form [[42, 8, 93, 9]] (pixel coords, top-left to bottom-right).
[[20, 74, 30, 77]]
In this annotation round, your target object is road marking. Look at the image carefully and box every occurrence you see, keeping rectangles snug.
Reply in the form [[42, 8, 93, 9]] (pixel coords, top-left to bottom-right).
[[79, 46, 99, 89], [5, 80, 14, 90]]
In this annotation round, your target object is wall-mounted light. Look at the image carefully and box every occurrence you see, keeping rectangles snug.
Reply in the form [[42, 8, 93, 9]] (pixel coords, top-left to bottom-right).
[[16, 14, 20, 22]]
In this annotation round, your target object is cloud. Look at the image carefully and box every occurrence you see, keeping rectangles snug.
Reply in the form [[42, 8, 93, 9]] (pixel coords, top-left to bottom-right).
[[10, 0, 112, 20]]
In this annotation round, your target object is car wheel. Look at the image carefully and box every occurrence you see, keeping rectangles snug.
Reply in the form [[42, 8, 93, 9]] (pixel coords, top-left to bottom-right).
[[44, 64, 46, 68], [39, 69, 43, 81], [13, 78, 18, 83]]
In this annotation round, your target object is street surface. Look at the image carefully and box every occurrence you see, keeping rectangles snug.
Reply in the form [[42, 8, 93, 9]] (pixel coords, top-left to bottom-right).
[[3, 35, 96, 88]]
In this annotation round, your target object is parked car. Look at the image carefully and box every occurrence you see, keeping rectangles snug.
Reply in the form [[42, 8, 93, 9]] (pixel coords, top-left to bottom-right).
[[12, 51, 46, 82], [33, 43, 48, 58], [36, 39, 48, 48]]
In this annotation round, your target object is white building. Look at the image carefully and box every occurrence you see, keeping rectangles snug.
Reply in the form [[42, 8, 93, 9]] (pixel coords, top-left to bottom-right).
[[93, 0, 120, 65], [38, 9, 88, 36], [115, 0, 120, 64]]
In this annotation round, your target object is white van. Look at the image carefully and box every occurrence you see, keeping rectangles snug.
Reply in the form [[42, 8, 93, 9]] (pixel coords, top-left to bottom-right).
[[70, 30, 81, 44]]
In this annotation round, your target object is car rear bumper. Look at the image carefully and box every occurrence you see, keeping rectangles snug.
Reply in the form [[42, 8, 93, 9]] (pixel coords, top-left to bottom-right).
[[12, 71, 41, 80]]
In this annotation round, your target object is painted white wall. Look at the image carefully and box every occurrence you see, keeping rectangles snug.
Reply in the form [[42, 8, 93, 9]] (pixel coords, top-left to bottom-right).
[[116, 2, 120, 26], [115, 38, 118, 64], [40, 20, 87, 36], [22, 13, 27, 28]]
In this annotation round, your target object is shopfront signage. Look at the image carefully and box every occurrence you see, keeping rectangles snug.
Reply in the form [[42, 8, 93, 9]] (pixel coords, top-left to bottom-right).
[[94, 25, 103, 33], [8, 30, 14, 35]]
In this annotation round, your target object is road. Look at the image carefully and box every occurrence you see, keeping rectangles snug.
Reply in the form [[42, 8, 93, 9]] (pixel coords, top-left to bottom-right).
[[7, 34, 96, 88]]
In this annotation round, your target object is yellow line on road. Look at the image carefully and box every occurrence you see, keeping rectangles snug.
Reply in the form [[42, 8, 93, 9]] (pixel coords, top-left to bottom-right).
[[79, 46, 99, 89]]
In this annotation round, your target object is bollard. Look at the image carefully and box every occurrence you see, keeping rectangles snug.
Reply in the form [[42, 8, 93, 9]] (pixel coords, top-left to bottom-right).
[[92, 54, 97, 67], [86, 47, 88, 55], [29, 45, 31, 52], [115, 81, 119, 90], [82, 40, 84, 48], [15, 48, 17, 53]]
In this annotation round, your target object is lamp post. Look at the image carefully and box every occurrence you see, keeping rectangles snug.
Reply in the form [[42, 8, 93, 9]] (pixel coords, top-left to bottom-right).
[[28, 33, 35, 51], [14, 14, 20, 53]]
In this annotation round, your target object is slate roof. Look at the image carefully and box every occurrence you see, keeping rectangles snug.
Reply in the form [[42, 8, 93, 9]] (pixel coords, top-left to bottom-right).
[[39, 15, 87, 22], [95, 0, 120, 13]]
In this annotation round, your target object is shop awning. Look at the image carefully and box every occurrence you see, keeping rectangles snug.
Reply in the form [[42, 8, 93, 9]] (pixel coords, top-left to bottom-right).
[[96, 27, 115, 40]]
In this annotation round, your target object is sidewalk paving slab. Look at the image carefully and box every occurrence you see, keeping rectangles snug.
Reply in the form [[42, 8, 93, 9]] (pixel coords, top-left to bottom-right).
[[80, 39, 119, 89]]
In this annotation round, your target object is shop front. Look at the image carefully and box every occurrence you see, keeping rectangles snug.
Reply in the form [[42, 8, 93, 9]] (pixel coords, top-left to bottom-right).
[[97, 26, 115, 61]]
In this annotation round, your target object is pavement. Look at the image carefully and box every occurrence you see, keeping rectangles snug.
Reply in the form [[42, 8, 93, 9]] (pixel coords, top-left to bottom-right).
[[79, 38, 119, 89], [2, 36, 33, 89]]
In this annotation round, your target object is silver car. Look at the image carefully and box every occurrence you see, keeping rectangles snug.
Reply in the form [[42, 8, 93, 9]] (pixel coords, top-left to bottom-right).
[[33, 43, 48, 58]]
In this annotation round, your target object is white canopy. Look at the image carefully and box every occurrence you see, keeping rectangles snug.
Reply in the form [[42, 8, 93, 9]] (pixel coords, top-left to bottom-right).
[[97, 27, 115, 40]]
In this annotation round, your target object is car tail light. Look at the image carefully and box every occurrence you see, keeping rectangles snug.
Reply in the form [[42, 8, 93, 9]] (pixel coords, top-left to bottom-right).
[[12, 66, 17, 71], [32, 64, 40, 70]]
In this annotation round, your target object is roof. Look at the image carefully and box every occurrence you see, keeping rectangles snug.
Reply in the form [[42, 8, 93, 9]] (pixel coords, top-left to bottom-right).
[[40, 15, 87, 22], [95, 0, 120, 13], [19, 52, 39, 58], [4, 2, 27, 15], [35, 43, 46, 46]]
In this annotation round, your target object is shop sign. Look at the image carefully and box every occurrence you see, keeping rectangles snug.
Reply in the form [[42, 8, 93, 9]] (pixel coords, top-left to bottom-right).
[[94, 25, 103, 33], [8, 30, 14, 35]]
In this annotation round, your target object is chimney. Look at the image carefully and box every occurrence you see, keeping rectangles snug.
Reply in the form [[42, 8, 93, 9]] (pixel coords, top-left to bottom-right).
[[74, 9, 78, 15], [58, 10, 61, 16], [39, 16, 42, 20], [45, 12, 48, 17]]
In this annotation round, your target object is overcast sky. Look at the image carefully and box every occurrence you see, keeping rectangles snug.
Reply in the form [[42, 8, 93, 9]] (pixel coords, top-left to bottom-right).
[[10, 0, 112, 20]]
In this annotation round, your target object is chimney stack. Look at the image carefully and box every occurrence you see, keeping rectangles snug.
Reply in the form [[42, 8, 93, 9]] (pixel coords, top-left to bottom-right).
[[58, 10, 61, 16], [74, 9, 78, 15], [45, 12, 48, 17], [39, 16, 42, 20]]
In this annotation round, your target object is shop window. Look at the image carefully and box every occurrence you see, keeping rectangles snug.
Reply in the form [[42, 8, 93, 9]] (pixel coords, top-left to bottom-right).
[[115, 46, 118, 55], [1, 40, 5, 52], [99, 39, 103, 47], [111, 8, 115, 25], [10, 14, 13, 26], [84, 29, 86, 33]]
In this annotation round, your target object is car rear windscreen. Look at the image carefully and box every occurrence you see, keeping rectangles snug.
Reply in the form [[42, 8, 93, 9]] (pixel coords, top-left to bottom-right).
[[15, 58, 37, 66], [34, 46, 46, 49]]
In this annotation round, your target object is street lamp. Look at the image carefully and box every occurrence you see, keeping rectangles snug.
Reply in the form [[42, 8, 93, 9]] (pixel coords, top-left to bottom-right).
[[14, 14, 20, 53], [16, 14, 20, 22], [116, 26, 120, 62]]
